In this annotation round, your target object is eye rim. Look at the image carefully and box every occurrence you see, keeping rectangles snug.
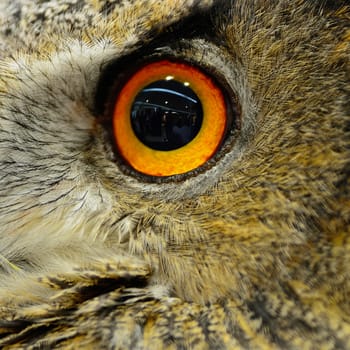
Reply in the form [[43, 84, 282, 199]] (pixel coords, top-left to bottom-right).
[[113, 59, 232, 177], [97, 55, 241, 183]]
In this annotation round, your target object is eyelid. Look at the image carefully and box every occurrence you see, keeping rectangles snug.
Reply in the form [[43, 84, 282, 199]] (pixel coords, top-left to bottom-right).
[[94, 38, 249, 188]]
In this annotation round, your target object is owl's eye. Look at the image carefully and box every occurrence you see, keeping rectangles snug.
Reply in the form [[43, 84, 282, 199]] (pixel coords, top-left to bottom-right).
[[112, 59, 235, 177]]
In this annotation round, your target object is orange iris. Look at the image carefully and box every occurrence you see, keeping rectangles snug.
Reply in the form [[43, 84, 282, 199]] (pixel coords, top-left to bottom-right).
[[113, 60, 227, 177]]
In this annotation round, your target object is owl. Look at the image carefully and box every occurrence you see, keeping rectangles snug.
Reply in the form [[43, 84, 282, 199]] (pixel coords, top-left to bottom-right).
[[0, 0, 349, 348]]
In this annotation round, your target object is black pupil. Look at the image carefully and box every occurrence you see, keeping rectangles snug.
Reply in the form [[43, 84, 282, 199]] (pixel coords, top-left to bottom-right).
[[130, 79, 203, 151]]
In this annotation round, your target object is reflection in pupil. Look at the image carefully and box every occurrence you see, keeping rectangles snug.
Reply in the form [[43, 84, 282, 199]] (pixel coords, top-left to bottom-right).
[[130, 79, 203, 151]]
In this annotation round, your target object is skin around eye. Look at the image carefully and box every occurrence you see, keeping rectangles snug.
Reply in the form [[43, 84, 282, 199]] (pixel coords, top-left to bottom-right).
[[112, 60, 228, 177]]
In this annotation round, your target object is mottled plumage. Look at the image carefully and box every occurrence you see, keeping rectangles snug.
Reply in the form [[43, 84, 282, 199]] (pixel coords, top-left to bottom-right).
[[0, 0, 349, 348]]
